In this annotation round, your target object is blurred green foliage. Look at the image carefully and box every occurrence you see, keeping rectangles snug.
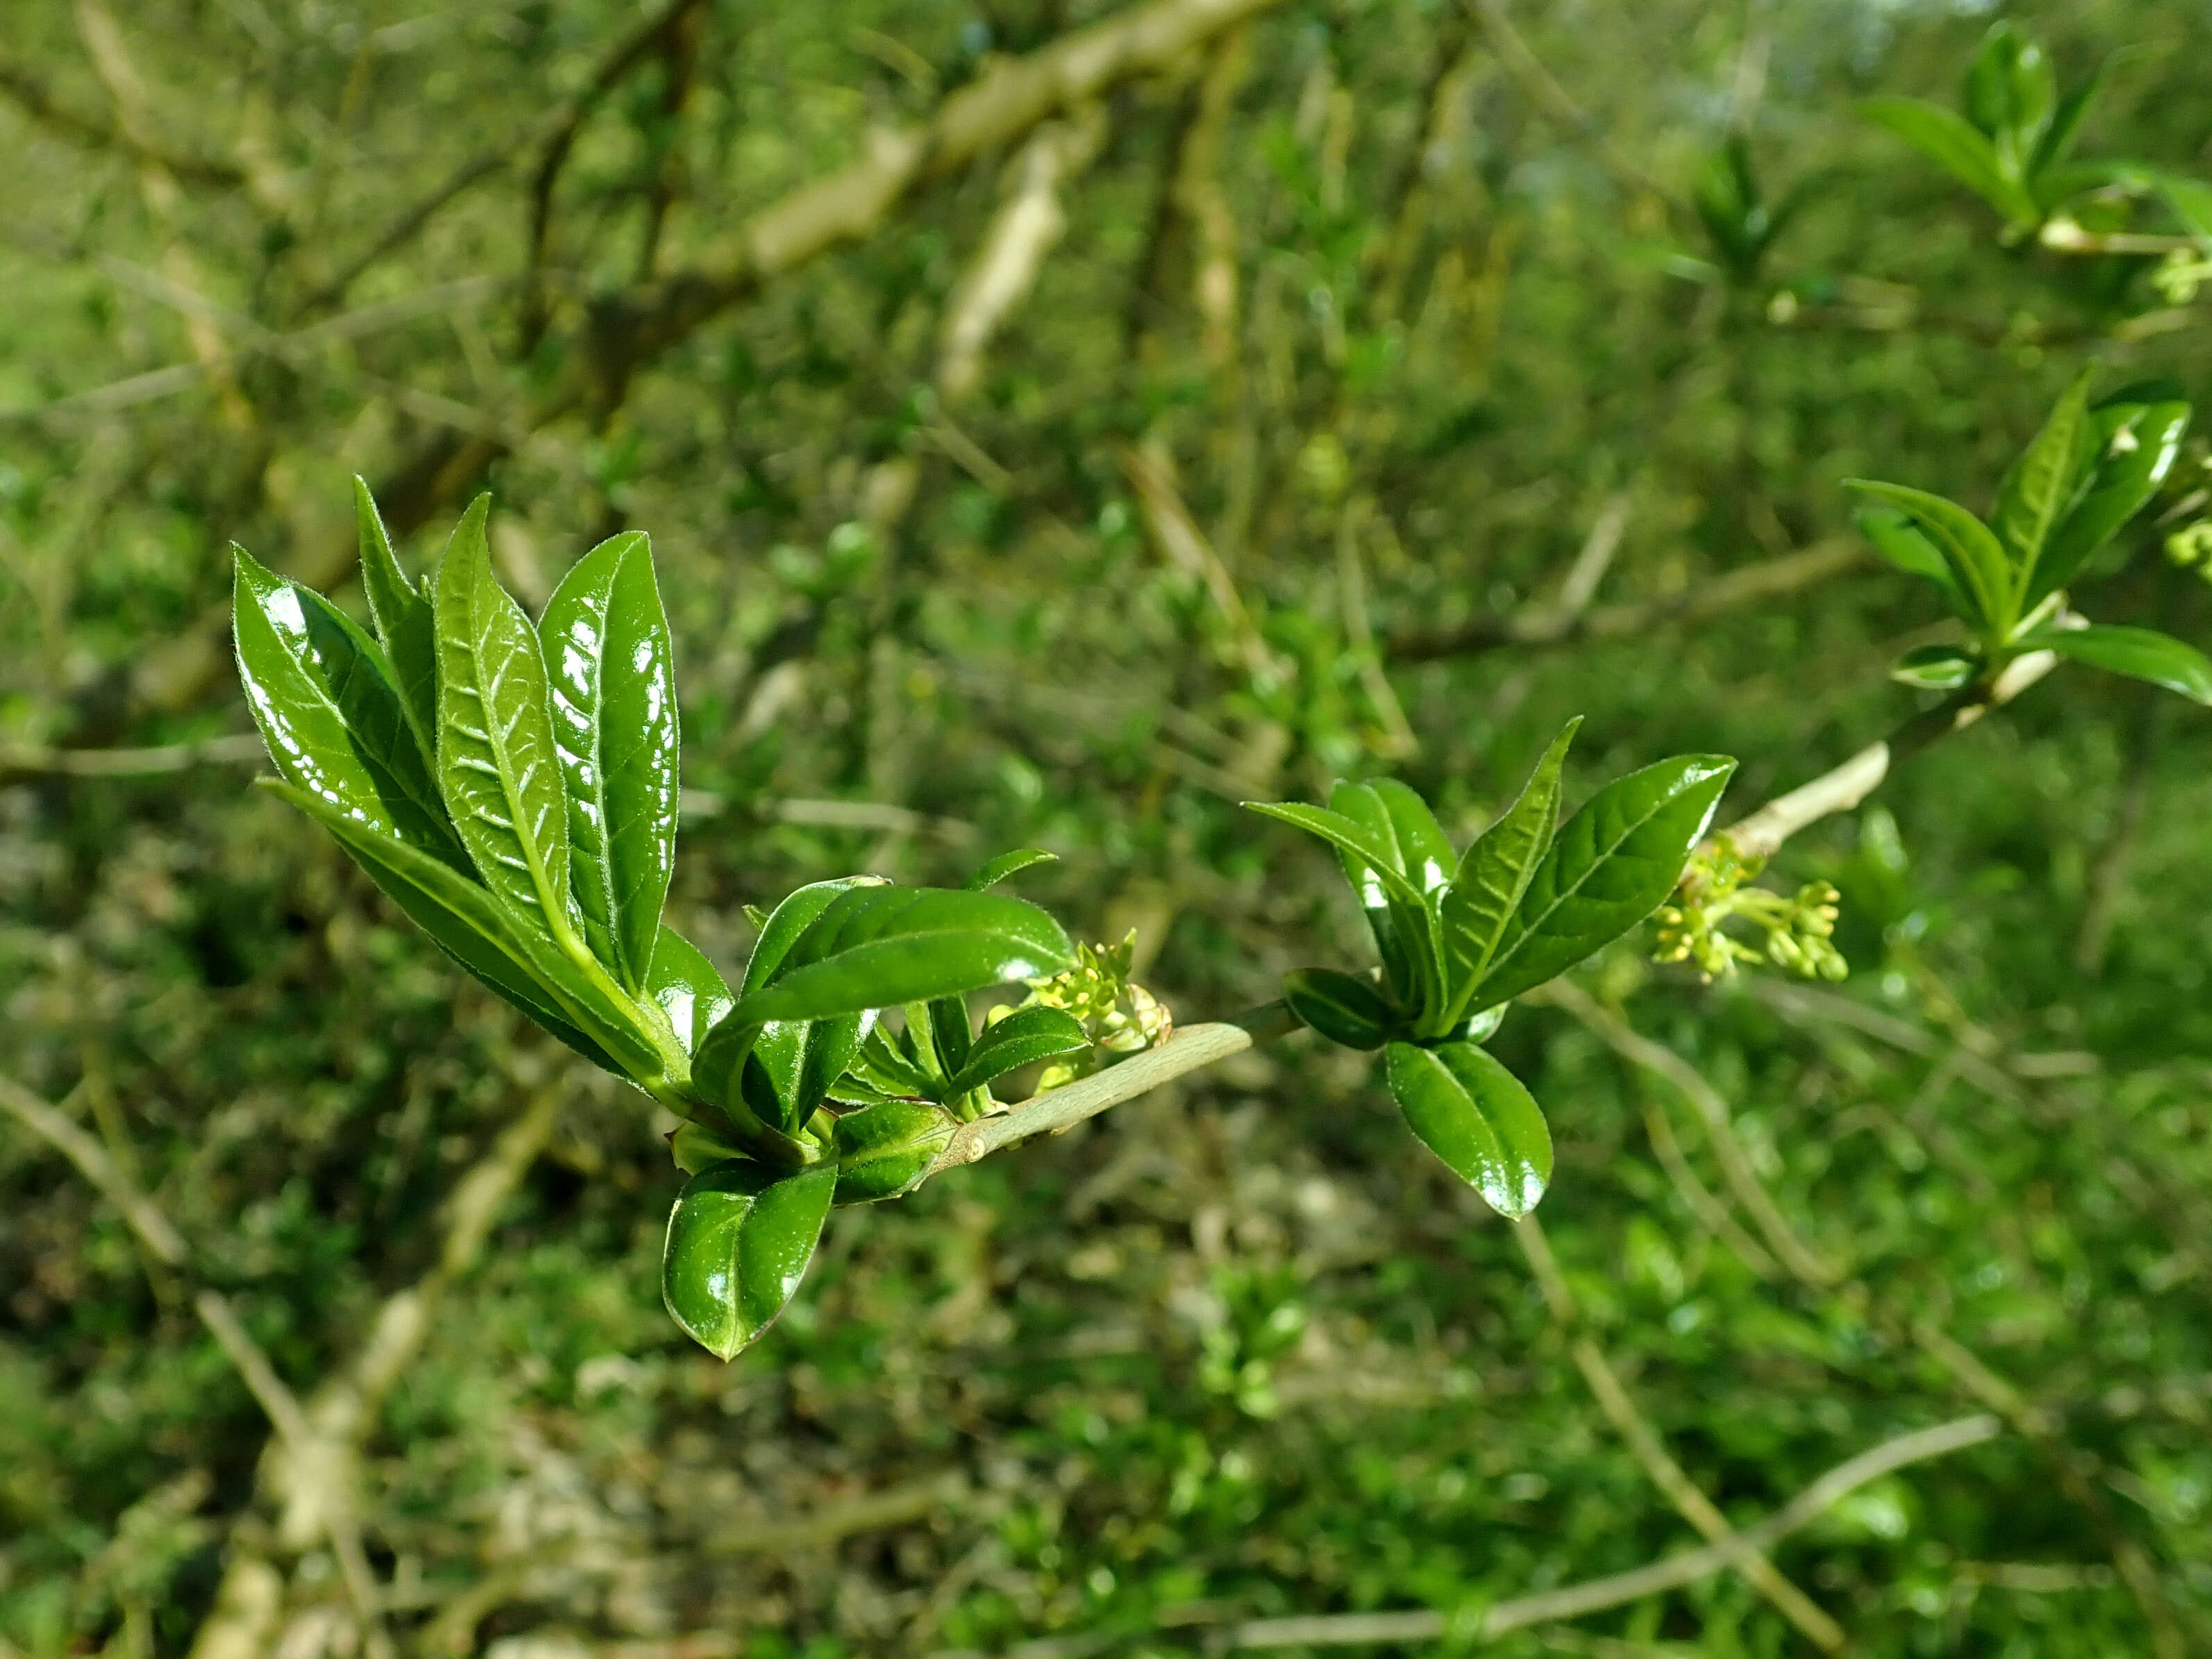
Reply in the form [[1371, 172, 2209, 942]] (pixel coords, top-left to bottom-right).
[[3, 0, 2212, 1655]]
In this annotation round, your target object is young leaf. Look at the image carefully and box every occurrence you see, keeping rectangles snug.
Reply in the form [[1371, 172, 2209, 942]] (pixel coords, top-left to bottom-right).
[[1356, 779, 1456, 897], [741, 875, 886, 994], [732, 887, 1075, 1025], [1992, 373, 2093, 580], [259, 779, 649, 1077], [1281, 968, 1394, 1052], [1384, 1041, 1552, 1218], [539, 531, 680, 991], [832, 1103, 955, 1203], [234, 547, 463, 865], [1843, 481, 2013, 637], [645, 925, 734, 1056], [966, 848, 1057, 891], [947, 1005, 1090, 1096], [1474, 755, 1738, 1009], [1241, 801, 1426, 908], [1963, 22, 2054, 166], [352, 479, 439, 759], [2031, 66, 2107, 184], [2016, 624, 2212, 704], [662, 1162, 836, 1360], [1439, 718, 1579, 1000], [1311, 787, 1437, 1010], [846, 1024, 935, 1100], [1890, 644, 1979, 690], [746, 1014, 868, 1134], [1855, 509, 1974, 621], [1861, 97, 2038, 226], [433, 496, 579, 944], [2024, 398, 2191, 607]]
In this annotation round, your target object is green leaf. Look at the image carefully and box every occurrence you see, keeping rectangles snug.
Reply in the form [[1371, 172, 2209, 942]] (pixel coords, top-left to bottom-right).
[[948, 1005, 1090, 1095], [2017, 624, 2212, 704], [433, 496, 579, 946], [914, 996, 972, 1082], [1992, 372, 2093, 581], [1861, 97, 2039, 225], [1439, 718, 1578, 1003], [846, 1024, 935, 1100], [1241, 800, 1426, 908], [1355, 779, 1457, 898], [746, 1014, 868, 1134], [832, 1103, 955, 1203], [1318, 785, 1442, 1012], [352, 479, 439, 760], [661, 1162, 836, 1360], [2031, 67, 2106, 183], [259, 779, 648, 1077], [1282, 968, 1394, 1051], [741, 875, 886, 995], [1474, 755, 1738, 1009], [2159, 173, 2212, 245], [1383, 1041, 1552, 1217], [233, 546, 463, 865], [732, 887, 1075, 1025], [1855, 508, 1973, 621], [1963, 22, 2054, 167], [1890, 644, 1980, 691], [645, 925, 734, 1056], [966, 848, 1057, 891], [2025, 399, 2192, 607], [539, 530, 680, 991], [1844, 481, 2013, 638]]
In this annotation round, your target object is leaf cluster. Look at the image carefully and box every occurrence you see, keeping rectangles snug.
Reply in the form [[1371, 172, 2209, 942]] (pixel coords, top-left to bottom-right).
[[1250, 728, 1735, 1216]]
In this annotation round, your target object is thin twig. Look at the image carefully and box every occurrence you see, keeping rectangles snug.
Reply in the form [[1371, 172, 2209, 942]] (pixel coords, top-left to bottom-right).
[[1388, 536, 1862, 663], [0, 1071, 391, 1651], [926, 1005, 1298, 1178], [0, 732, 264, 783], [1534, 980, 1840, 1285], [1717, 648, 2059, 861], [1511, 1214, 1844, 1651], [1211, 1415, 2000, 1648]]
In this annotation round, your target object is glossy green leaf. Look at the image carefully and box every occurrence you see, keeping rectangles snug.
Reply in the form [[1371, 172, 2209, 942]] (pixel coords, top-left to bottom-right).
[[1474, 755, 1738, 1009], [234, 546, 464, 865], [948, 1005, 1090, 1095], [832, 1103, 955, 1203], [662, 1162, 836, 1360], [1439, 718, 1578, 1002], [1282, 968, 1394, 1051], [1855, 509, 1973, 620], [1384, 1041, 1552, 1217], [433, 496, 578, 943], [916, 996, 973, 1081], [645, 925, 734, 1056], [1992, 372, 2092, 579], [539, 530, 679, 991], [352, 479, 439, 759], [744, 1014, 868, 1134], [1963, 22, 2054, 166], [1357, 779, 1457, 898], [1243, 800, 1426, 908], [1890, 643, 1980, 691], [1861, 97, 2038, 225], [1317, 785, 1441, 1011], [732, 887, 1075, 1025], [740, 875, 886, 994], [259, 780, 647, 1077], [2017, 624, 2212, 704], [2026, 399, 2191, 607], [1844, 481, 2013, 636], [846, 1023, 935, 1100], [966, 848, 1057, 891]]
